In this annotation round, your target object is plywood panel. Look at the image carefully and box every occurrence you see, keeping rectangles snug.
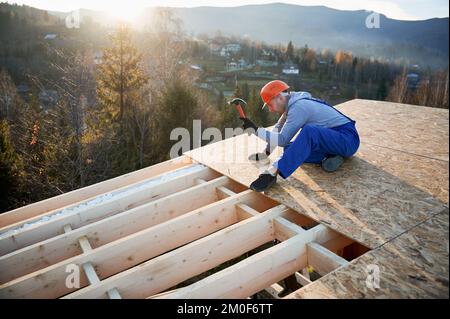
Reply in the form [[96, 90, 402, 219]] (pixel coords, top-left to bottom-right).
[[356, 143, 448, 204], [336, 99, 449, 161], [187, 133, 447, 249], [285, 209, 449, 298]]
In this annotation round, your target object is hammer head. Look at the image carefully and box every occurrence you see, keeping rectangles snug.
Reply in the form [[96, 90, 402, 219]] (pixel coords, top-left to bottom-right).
[[228, 98, 247, 118], [228, 98, 247, 107]]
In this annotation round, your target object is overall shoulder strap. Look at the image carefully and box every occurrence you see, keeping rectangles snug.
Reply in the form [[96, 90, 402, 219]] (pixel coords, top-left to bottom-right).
[[298, 97, 355, 123]]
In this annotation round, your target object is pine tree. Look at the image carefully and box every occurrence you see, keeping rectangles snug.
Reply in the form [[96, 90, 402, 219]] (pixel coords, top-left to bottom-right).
[[286, 41, 294, 61], [376, 79, 388, 100], [152, 80, 200, 162], [95, 23, 149, 174], [96, 23, 148, 124], [241, 82, 250, 102], [220, 84, 242, 129], [217, 90, 231, 130], [248, 87, 268, 127], [233, 83, 242, 99], [0, 119, 23, 211]]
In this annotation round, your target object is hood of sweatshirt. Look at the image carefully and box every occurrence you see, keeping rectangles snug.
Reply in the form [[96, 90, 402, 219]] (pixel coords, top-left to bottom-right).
[[287, 91, 312, 111]]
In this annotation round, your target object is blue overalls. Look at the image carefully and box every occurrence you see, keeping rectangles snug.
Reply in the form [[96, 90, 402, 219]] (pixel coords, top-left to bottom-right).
[[276, 98, 360, 179]]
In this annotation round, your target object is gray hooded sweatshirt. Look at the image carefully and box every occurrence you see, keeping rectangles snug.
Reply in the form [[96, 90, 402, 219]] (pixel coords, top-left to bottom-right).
[[256, 91, 351, 153]]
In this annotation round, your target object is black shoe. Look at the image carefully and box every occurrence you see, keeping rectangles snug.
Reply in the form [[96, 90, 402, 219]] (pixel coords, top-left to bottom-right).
[[250, 173, 277, 192], [321, 155, 344, 172]]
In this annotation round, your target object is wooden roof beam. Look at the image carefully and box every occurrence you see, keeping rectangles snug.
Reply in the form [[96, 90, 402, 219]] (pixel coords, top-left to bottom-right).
[[66, 205, 288, 299], [0, 156, 192, 229], [0, 190, 265, 298], [155, 224, 345, 299], [0, 175, 235, 284], [306, 242, 349, 276], [0, 164, 219, 255]]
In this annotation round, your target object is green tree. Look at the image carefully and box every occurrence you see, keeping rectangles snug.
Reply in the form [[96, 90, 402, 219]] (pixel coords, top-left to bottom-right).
[[286, 41, 294, 61], [0, 119, 23, 211], [217, 90, 231, 129], [376, 78, 388, 100], [241, 82, 250, 102], [96, 23, 149, 123], [248, 87, 268, 127], [233, 83, 242, 99], [95, 23, 149, 174], [152, 80, 201, 161]]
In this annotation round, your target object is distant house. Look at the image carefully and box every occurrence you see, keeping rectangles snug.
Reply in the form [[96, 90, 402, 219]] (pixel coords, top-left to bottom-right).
[[226, 44, 241, 53], [261, 49, 274, 57], [219, 47, 227, 57], [406, 73, 420, 88], [226, 61, 239, 71], [44, 33, 57, 40], [209, 43, 221, 53], [195, 83, 213, 90], [282, 63, 299, 75], [220, 43, 241, 57], [190, 64, 202, 71], [256, 59, 278, 67], [238, 58, 248, 68]]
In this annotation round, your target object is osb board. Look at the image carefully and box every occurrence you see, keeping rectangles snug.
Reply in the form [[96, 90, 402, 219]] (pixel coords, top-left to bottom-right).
[[288, 209, 449, 299], [336, 99, 449, 162], [186, 100, 449, 249], [357, 143, 448, 204]]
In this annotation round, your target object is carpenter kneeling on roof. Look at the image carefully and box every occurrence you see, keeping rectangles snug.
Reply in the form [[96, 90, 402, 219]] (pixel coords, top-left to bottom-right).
[[240, 80, 360, 192]]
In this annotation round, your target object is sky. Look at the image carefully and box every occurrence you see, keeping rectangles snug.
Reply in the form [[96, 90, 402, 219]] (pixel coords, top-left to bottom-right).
[[4, 0, 449, 21]]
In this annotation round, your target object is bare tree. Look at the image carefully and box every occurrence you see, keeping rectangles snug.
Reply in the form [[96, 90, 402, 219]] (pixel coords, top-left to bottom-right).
[[387, 68, 409, 104]]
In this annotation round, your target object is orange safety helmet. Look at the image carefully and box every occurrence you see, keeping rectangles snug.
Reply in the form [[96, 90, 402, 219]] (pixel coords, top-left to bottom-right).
[[260, 80, 290, 109]]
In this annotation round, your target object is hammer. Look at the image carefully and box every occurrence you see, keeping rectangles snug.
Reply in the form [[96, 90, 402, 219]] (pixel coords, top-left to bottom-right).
[[228, 98, 247, 118]]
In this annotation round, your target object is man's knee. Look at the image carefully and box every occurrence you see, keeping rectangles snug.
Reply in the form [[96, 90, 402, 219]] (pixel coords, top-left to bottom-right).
[[344, 138, 360, 157], [301, 124, 320, 136], [298, 124, 320, 145], [283, 142, 293, 151]]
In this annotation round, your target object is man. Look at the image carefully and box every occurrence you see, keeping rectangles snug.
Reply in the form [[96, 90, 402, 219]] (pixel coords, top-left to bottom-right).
[[240, 80, 360, 192]]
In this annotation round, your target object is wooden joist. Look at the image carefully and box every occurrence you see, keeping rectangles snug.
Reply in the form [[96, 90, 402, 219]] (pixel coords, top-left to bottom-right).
[[0, 188, 267, 298], [0, 152, 366, 300], [215, 182, 282, 222], [273, 216, 306, 241], [64, 205, 288, 299], [64, 225, 122, 299], [264, 283, 284, 299], [154, 224, 346, 299], [295, 271, 312, 286], [0, 164, 219, 256], [0, 176, 233, 284], [306, 242, 349, 276], [0, 156, 191, 229]]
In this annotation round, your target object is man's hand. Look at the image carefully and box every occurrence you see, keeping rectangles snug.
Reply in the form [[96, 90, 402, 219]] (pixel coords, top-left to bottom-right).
[[240, 117, 258, 131]]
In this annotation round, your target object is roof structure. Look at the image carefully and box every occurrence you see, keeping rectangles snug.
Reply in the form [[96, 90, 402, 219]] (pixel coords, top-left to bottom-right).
[[0, 99, 448, 299]]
